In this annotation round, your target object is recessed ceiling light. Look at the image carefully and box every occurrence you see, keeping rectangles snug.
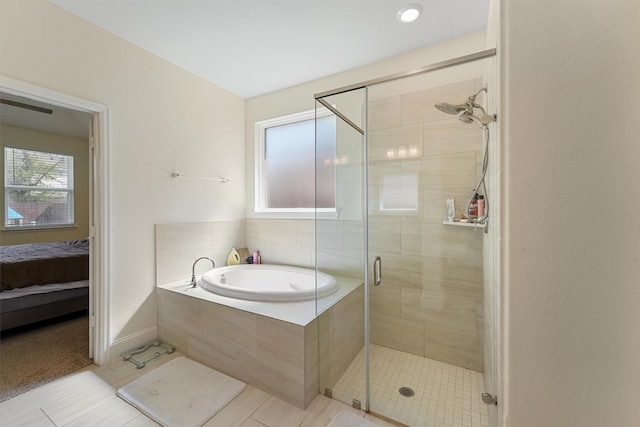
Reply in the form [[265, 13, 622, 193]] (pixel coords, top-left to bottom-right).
[[397, 3, 423, 23]]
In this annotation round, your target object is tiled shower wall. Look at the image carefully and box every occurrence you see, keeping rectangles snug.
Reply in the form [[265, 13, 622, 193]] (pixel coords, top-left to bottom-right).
[[367, 78, 485, 371]]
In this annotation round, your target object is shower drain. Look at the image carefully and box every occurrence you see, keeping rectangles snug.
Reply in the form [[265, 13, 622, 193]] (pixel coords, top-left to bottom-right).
[[399, 386, 415, 397]]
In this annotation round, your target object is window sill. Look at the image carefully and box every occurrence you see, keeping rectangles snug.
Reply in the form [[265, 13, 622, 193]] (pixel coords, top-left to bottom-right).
[[2, 224, 78, 233]]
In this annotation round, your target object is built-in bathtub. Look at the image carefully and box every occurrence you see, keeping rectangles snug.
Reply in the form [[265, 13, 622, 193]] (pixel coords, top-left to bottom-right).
[[199, 264, 338, 302], [157, 265, 363, 409]]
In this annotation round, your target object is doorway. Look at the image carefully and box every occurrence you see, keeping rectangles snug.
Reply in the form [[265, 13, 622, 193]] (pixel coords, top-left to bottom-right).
[[0, 75, 110, 366]]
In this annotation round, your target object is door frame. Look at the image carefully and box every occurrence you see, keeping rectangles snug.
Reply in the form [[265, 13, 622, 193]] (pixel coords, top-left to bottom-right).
[[0, 75, 111, 365]]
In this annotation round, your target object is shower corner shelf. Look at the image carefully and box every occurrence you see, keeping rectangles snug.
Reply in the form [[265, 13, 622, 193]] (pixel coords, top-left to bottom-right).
[[442, 219, 487, 232]]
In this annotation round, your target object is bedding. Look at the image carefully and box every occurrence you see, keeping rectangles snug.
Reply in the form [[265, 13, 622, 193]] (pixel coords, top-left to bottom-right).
[[0, 240, 90, 331], [0, 239, 89, 291]]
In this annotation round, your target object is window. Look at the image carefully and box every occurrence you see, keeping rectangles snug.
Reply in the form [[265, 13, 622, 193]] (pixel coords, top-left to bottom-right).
[[4, 147, 74, 228], [380, 174, 418, 211], [255, 109, 336, 213]]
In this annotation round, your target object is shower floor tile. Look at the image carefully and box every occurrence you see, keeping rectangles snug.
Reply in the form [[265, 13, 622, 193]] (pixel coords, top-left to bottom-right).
[[331, 344, 489, 427]]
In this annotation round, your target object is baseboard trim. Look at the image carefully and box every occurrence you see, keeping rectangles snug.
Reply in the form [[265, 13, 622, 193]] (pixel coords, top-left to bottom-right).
[[108, 326, 158, 364]]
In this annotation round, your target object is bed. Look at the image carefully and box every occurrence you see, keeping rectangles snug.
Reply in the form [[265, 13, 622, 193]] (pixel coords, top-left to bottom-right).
[[0, 239, 90, 331]]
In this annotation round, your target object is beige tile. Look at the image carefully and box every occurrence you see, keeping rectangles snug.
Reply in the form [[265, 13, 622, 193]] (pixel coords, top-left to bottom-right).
[[423, 118, 484, 156], [256, 243, 314, 268], [256, 317, 305, 368], [401, 222, 422, 255], [370, 284, 402, 318], [423, 339, 483, 372], [200, 302, 259, 356], [401, 288, 477, 333], [304, 319, 319, 372], [62, 394, 141, 427], [317, 249, 363, 278], [212, 219, 246, 246], [368, 231, 401, 255], [188, 333, 239, 378], [368, 96, 401, 130], [237, 348, 305, 408], [317, 222, 344, 250], [423, 152, 477, 189], [424, 323, 482, 353], [157, 319, 188, 354], [368, 124, 423, 161], [422, 223, 477, 261], [257, 220, 297, 246], [122, 414, 161, 426], [318, 287, 365, 391], [41, 380, 116, 426], [370, 312, 424, 356], [422, 256, 483, 298], [300, 395, 364, 427], [239, 419, 268, 427], [251, 395, 307, 427], [0, 410, 55, 427], [328, 343, 490, 427], [203, 386, 269, 427], [155, 222, 213, 259], [296, 220, 315, 248], [156, 251, 197, 285], [157, 288, 202, 334]]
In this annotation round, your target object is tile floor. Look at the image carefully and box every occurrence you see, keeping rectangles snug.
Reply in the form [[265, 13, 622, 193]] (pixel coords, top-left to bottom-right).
[[0, 349, 395, 427], [331, 344, 490, 427]]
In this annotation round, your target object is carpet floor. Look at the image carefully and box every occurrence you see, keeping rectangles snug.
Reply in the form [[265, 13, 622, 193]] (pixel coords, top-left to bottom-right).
[[0, 313, 94, 402]]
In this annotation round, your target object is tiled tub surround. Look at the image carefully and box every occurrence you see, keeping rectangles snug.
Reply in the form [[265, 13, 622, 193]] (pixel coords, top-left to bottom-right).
[[366, 78, 485, 371], [157, 277, 363, 409], [156, 220, 247, 286]]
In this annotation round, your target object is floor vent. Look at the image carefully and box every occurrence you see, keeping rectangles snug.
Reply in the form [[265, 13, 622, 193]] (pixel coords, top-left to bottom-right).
[[399, 387, 415, 397]]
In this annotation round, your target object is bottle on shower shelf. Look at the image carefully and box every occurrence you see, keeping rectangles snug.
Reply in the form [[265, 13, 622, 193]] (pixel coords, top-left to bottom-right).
[[477, 195, 485, 219], [469, 193, 478, 221]]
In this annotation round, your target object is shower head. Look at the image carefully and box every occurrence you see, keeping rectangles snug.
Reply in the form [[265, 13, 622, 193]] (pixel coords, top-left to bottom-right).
[[459, 112, 497, 126], [434, 102, 468, 115], [435, 86, 495, 127], [458, 113, 476, 124]]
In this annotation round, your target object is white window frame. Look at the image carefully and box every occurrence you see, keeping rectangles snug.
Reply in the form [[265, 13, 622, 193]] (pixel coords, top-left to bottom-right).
[[254, 108, 336, 216], [4, 146, 75, 230]]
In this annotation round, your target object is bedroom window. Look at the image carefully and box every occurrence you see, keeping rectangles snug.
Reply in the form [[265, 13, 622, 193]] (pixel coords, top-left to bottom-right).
[[4, 147, 74, 228], [255, 109, 336, 214]]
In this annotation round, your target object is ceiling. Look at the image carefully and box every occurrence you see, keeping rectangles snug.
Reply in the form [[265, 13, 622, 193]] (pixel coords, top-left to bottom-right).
[[0, 93, 91, 139], [49, 0, 490, 99]]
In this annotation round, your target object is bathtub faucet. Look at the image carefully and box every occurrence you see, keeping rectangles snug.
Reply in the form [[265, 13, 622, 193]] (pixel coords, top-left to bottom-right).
[[191, 257, 215, 288]]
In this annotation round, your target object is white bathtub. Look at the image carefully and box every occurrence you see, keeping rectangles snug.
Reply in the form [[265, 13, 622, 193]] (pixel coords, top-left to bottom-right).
[[198, 264, 338, 302]]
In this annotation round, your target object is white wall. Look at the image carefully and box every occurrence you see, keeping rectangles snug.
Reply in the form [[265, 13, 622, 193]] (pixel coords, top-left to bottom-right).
[[0, 0, 246, 357], [501, 1, 640, 426]]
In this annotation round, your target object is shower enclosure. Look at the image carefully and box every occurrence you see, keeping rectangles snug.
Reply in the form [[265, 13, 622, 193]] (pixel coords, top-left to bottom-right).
[[314, 50, 498, 427]]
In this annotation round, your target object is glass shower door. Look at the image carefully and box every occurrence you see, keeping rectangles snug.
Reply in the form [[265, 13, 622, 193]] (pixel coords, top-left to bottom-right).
[[315, 87, 368, 411], [366, 71, 489, 426]]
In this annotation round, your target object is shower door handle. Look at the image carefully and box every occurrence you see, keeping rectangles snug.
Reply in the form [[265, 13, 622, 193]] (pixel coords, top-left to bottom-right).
[[373, 256, 382, 286]]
